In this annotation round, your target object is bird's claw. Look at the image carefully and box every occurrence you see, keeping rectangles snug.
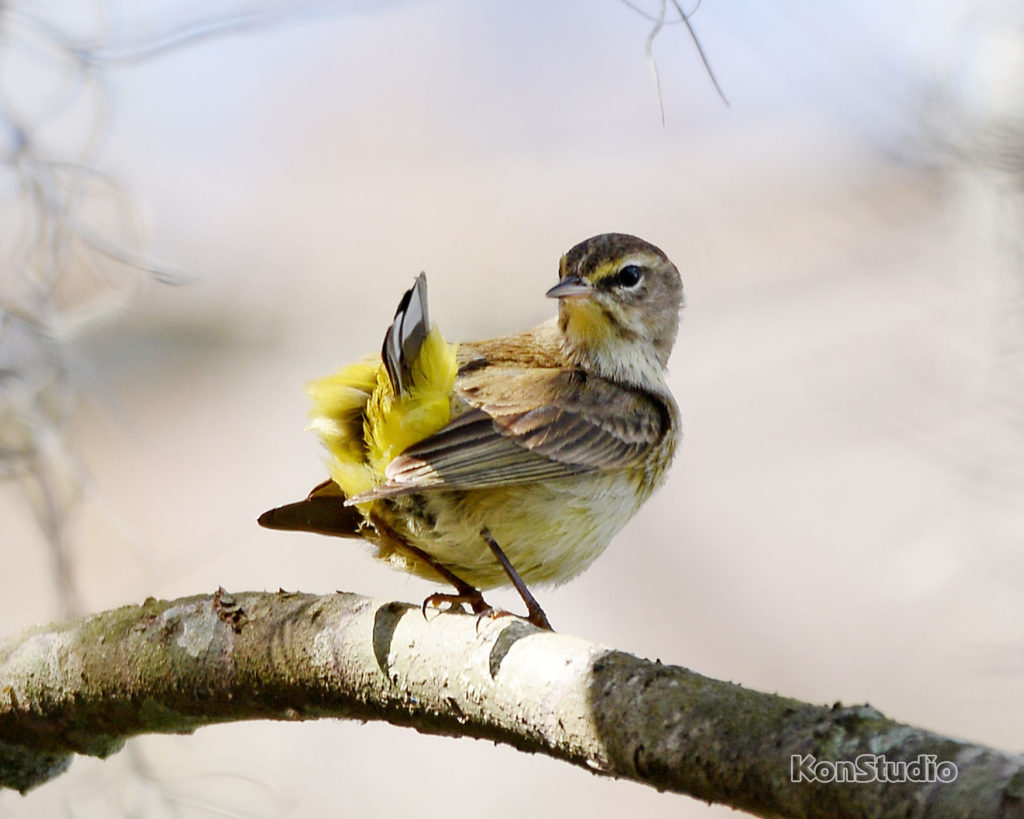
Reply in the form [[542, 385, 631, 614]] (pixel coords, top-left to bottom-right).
[[421, 594, 553, 632], [421, 591, 490, 620], [472, 606, 552, 632]]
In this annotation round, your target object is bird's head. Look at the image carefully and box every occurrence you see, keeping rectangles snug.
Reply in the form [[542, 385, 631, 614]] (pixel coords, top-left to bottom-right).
[[547, 233, 684, 387]]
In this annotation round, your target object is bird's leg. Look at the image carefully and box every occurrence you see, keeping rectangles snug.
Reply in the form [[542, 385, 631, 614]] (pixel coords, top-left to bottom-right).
[[480, 527, 553, 631], [369, 512, 490, 617]]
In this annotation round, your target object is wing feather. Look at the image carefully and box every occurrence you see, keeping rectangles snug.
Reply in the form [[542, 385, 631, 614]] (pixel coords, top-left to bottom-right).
[[350, 367, 670, 502]]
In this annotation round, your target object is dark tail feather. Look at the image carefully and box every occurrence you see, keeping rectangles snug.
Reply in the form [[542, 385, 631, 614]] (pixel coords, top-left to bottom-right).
[[265, 275, 431, 534], [381, 273, 429, 395], [258, 479, 362, 538]]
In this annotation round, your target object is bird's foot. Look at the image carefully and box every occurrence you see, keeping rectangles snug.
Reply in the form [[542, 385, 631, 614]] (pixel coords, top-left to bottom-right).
[[474, 605, 553, 632], [478, 527, 554, 631], [421, 590, 491, 619], [420, 592, 552, 632]]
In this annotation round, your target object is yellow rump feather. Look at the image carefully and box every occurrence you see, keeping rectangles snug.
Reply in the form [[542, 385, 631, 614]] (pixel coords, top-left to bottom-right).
[[307, 327, 458, 502]]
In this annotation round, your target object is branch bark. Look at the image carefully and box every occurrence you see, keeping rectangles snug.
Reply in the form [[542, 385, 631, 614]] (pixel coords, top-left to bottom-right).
[[0, 590, 1021, 816]]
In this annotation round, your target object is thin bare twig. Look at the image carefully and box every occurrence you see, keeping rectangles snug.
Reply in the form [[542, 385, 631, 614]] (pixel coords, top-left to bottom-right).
[[621, 0, 729, 122]]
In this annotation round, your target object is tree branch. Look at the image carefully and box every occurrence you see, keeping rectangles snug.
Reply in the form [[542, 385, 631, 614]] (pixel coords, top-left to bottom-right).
[[0, 590, 1021, 816]]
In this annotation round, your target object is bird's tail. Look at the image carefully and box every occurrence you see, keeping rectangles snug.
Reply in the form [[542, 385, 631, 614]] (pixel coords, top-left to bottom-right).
[[257, 478, 363, 537], [259, 273, 458, 532]]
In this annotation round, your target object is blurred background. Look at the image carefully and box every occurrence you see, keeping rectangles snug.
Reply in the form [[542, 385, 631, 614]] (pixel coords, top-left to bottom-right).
[[2, 0, 1023, 816]]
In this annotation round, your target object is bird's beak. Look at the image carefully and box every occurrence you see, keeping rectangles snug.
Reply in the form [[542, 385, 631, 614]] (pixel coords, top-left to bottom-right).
[[546, 275, 592, 299]]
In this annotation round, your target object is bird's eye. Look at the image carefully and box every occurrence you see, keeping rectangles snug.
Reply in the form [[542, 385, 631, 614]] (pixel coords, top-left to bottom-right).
[[616, 265, 644, 288]]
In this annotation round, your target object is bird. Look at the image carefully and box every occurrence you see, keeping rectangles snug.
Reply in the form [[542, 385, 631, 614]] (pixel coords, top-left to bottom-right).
[[258, 233, 683, 630]]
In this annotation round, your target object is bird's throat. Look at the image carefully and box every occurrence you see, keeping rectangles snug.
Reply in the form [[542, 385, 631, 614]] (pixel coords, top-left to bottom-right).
[[559, 308, 665, 391]]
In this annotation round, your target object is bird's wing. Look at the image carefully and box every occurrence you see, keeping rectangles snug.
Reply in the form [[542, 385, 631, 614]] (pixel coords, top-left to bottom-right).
[[349, 367, 669, 501], [381, 272, 429, 395]]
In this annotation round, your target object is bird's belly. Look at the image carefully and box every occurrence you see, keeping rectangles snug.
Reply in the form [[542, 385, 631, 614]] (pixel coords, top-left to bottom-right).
[[375, 472, 644, 589]]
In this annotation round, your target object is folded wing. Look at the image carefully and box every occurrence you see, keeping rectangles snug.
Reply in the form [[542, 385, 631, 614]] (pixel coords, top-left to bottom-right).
[[349, 367, 669, 502]]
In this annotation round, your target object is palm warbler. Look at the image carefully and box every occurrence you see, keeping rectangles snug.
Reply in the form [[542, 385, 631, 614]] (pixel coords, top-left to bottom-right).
[[259, 233, 683, 629]]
